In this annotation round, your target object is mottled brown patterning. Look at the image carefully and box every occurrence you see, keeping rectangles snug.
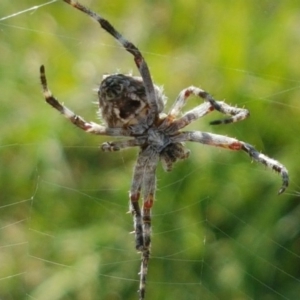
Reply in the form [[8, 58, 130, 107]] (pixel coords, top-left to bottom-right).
[[40, 1, 289, 299]]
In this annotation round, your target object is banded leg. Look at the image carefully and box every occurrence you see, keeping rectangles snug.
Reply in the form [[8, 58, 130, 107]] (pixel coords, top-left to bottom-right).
[[40, 66, 130, 136], [63, 0, 159, 123], [101, 139, 146, 152], [164, 86, 250, 132], [139, 152, 159, 300], [129, 147, 158, 299], [130, 153, 145, 251], [171, 131, 289, 194]]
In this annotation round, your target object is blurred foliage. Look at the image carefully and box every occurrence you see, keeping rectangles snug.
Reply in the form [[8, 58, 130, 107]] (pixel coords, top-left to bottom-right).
[[0, 0, 300, 299]]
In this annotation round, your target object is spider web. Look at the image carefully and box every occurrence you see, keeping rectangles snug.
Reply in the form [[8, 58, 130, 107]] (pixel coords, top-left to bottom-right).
[[1, 1, 300, 299]]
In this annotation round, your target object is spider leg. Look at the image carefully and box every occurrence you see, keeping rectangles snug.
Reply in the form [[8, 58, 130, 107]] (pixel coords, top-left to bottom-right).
[[129, 147, 158, 300], [40, 65, 130, 137], [63, 0, 159, 123], [163, 86, 249, 131], [163, 102, 213, 133], [130, 152, 146, 251], [171, 131, 289, 194], [139, 149, 159, 300], [101, 138, 146, 152]]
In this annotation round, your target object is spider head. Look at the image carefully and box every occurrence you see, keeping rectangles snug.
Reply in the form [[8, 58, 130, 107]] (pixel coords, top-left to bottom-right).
[[160, 143, 190, 172], [98, 74, 166, 128]]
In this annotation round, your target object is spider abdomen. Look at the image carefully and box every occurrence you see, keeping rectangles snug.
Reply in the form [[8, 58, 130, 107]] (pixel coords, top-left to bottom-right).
[[98, 74, 166, 128]]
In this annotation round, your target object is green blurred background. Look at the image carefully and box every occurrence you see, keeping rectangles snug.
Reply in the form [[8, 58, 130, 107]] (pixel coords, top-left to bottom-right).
[[1, 0, 299, 299]]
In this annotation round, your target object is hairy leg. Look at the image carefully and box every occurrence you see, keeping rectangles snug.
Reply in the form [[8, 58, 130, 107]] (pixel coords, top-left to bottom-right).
[[171, 131, 289, 194], [163, 86, 249, 132], [139, 150, 159, 300], [40, 66, 130, 136], [101, 139, 146, 152], [62, 0, 159, 124]]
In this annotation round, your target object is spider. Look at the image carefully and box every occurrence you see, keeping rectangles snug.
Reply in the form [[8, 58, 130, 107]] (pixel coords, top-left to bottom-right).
[[40, 1, 289, 299]]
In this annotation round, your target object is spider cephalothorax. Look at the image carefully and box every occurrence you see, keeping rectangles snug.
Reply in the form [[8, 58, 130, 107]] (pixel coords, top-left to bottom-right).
[[40, 1, 289, 299], [99, 74, 190, 171]]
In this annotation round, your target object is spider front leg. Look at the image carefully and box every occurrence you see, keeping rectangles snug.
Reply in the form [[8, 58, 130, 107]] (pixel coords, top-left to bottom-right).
[[129, 148, 158, 299], [171, 131, 289, 194], [139, 152, 158, 300], [130, 150, 152, 251]]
